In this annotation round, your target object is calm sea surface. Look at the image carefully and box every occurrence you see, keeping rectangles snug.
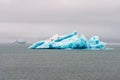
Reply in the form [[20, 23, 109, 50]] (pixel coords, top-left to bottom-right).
[[0, 44, 120, 80]]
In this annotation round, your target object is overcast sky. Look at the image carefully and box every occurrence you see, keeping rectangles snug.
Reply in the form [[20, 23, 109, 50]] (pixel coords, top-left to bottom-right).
[[0, 0, 120, 43]]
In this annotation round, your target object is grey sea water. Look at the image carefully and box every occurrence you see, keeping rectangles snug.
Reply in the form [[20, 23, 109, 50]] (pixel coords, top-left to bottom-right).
[[0, 44, 120, 80]]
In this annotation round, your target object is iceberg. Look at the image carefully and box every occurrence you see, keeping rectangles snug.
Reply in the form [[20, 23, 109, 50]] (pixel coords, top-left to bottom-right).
[[29, 32, 106, 49], [14, 39, 26, 44]]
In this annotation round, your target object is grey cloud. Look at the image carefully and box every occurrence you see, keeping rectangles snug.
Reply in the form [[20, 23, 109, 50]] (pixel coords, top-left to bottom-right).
[[0, 0, 120, 22], [0, 0, 120, 43]]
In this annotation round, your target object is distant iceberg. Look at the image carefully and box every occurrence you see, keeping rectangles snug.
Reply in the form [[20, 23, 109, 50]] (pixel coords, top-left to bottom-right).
[[14, 39, 26, 44], [29, 32, 106, 49]]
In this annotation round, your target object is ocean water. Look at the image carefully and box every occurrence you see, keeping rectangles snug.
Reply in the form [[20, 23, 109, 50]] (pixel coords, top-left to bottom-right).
[[0, 44, 120, 80]]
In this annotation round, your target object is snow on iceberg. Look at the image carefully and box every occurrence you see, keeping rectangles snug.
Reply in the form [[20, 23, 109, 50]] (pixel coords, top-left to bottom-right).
[[29, 32, 106, 49]]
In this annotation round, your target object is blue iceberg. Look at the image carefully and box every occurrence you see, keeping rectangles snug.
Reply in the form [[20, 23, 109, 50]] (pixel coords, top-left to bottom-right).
[[29, 32, 106, 49]]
